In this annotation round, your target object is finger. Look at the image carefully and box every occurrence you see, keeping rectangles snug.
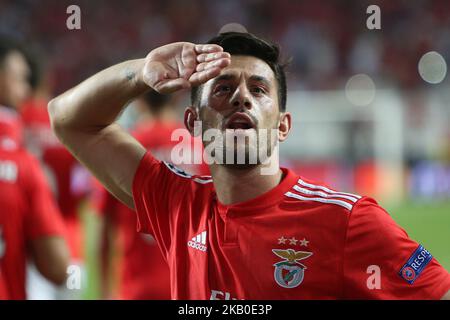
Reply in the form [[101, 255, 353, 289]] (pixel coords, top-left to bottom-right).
[[189, 67, 223, 86], [181, 43, 197, 74], [153, 78, 191, 94], [196, 58, 230, 72], [197, 52, 231, 63], [194, 44, 224, 54]]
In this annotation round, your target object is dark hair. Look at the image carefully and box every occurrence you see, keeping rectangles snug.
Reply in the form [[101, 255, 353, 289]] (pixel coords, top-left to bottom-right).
[[191, 32, 287, 112], [1, 36, 40, 89], [0, 36, 22, 69], [142, 90, 173, 115]]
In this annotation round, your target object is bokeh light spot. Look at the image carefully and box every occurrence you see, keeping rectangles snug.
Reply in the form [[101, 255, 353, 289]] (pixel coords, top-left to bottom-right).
[[345, 74, 376, 106], [418, 51, 447, 84]]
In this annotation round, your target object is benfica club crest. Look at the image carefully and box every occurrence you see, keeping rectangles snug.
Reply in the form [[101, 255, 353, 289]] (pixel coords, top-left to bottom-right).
[[272, 249, 313, 289]]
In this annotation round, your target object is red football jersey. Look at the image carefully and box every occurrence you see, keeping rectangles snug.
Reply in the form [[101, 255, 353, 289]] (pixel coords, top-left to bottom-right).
[[132, 152, 450, 299], [0, 106, 23, 149], [0, 146, 65, 299]]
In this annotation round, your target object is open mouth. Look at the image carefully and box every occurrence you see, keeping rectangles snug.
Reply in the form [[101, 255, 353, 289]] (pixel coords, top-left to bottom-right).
[[225, 113, 256, 130], [227, 122, 253, 130]]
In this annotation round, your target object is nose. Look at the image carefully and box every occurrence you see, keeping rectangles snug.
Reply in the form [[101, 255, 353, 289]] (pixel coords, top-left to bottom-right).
[[230, 82, 252, 110]]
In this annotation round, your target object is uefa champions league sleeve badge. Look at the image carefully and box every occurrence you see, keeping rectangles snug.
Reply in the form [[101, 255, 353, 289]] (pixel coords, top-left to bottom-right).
[[398, 244, 433, 284], [272, 249, 313, 289]]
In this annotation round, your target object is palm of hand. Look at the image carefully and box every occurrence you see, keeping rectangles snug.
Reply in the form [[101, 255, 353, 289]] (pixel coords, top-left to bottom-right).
[[143, 42, 230, 94]]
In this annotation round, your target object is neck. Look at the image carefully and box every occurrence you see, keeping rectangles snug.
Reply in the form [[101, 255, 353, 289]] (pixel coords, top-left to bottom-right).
[[209, 156, 283, 205]]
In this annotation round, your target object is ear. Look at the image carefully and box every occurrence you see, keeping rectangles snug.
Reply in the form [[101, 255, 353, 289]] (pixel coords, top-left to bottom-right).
[[278, 112, 292, 142], [184, 106, 200, 136]]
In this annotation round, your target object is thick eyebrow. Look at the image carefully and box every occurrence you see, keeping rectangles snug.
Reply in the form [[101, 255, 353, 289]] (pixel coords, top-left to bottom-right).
[[211, 74, 235, 85], [211, 74, 272, 88], [249, 75, 271, 88]]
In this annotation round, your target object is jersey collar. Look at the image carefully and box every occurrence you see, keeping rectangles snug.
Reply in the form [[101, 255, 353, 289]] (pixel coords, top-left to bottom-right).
[[214, 167, 298, 214]]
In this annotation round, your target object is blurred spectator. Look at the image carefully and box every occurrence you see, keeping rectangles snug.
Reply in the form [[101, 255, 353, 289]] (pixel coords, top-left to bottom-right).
[[18, 47, 92, 299], [1, 0, 449, 94], [0, 35, 69, 300]]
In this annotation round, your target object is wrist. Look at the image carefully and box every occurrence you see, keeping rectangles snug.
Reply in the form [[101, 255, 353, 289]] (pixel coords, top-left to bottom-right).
[[123, 59, 149, 93]]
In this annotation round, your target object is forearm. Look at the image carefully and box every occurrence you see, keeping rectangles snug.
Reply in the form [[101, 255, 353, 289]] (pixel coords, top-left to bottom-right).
[[48, 59, 149, 136], [47, 59, 149, 207], [31, 236, 70, 286]]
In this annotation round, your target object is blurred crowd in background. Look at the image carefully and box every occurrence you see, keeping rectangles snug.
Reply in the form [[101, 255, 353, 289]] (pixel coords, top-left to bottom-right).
[[1, 0, 449, 299]]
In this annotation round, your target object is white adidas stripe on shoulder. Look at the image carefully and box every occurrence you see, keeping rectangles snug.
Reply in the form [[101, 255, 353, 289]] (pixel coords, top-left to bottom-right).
[[284, 179, 362, 210], [192, 176, 213, 184], [292, 185, 359, 203], [163, 161, 213, 184], [297, 178, 361, 200], [285, 191, 354, 210]]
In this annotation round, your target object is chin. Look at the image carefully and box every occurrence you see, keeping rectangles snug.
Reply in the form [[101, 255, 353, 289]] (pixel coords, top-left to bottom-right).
[[220, 163, 259, 170]]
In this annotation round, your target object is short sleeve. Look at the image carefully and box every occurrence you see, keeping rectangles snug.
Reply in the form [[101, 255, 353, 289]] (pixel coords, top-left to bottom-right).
[[132, 151, 193, 256], [23, 153, 65, 240], [343, 197, 450, 299]]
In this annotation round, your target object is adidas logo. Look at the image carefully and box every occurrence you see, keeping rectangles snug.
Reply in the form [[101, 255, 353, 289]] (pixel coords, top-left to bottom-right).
[[187, 231, 207, 252]]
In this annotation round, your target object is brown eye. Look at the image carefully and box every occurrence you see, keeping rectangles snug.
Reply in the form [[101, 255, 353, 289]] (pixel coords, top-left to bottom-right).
[[215, 84, 231, 94], [251, 86, 266, 94]]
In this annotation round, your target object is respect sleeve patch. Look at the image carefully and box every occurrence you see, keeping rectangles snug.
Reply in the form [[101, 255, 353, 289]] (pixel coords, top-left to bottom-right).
[[398, 244, 433, 284]]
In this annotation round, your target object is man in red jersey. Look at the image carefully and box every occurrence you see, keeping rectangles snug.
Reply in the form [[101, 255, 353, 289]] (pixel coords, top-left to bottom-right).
[[0, 143, 70, 299], [0, 37, 69, 299], [48, 32, 450, 299], [18, 55, 91, 299]]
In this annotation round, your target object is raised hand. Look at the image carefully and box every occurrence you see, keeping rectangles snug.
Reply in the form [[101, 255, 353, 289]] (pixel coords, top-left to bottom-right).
[[142, 42, 231, 94]]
